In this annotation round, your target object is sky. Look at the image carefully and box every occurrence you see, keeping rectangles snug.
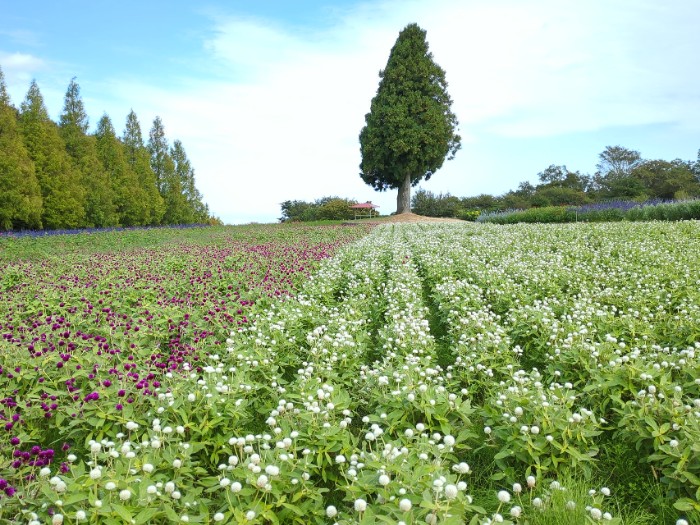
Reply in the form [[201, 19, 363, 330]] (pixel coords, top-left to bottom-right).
[[1, 0, 699, 224]]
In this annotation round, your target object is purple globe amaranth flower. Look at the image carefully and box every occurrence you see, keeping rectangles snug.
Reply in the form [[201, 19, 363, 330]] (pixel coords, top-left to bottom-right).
[[83, 392, 99, 402]]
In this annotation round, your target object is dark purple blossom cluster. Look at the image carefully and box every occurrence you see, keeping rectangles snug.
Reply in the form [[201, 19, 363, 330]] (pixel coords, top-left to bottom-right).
[[11, 445, 55, 469], [0, 478, 16, 498]]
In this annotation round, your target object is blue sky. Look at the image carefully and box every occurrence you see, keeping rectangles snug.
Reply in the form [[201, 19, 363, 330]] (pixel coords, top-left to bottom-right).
[[1, 0, 699, 224]]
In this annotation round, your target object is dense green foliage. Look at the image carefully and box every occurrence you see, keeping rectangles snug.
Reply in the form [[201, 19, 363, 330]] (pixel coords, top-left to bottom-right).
[[278, 196, 366, 222], [0, 69, 42, 230], [412, 145, 700, 220], [0, 67, 216, 231], [1, 222, 699, 524], [478, 199, 700, 224], [359, 23, 460, 214]]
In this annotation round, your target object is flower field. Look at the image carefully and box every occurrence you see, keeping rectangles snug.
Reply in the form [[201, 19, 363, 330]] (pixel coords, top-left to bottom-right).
[[1, 222, 699, 524]]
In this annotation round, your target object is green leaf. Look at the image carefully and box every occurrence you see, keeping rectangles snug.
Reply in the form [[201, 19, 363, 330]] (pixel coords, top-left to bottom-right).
[[494, 449, 512, 460], [135, 507, 161, 525], [681, 470, 700, 486], [673, 498, 699, 511], [111, 504, 133, 523], [281, 503, 304, 516], [63, 492, 89, 505]]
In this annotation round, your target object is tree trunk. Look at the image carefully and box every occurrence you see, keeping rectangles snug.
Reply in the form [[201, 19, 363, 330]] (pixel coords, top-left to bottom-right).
[[396, 173, 411, 214]]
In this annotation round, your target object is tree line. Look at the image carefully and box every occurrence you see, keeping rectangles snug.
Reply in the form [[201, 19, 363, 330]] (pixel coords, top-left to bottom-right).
[[0, 66, 218, 231], [411, 145, 700, 219], [279, 197, 363, 222]]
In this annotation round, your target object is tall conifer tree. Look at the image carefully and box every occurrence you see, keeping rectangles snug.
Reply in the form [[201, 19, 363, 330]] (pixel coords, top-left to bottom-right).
[[59, 78, 117, 227], [0, 67, 42, 230], [359, 23, 460, 214], [95, 114, 144, 226], [148, 117, 181, 224], [171, 140, 208, 223], [19, 80, 85, 229], [123, 110, 164, 224]]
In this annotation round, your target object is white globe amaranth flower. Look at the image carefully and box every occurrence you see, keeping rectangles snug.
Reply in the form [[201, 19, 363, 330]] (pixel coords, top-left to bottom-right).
[[213, 513, 224, 522], [497, 490, 511, 503], [444, 484, 458, 499], [246, 510, 256, 520], [453, 462, 470, 474], [378, 474, 390, 486], [231, 482, 242, 493], [256, 474, 269, 488], [52, 514, 64, 525], [75, 510, 87, 521], [399, 498, 412, 512], [354, 498, 367, 512], [326, 506, 338, 518], [119, 489, 131, 501]]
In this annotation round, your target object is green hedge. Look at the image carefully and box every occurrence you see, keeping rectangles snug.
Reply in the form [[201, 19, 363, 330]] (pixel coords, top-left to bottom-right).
[[479, 200, 700, 224]]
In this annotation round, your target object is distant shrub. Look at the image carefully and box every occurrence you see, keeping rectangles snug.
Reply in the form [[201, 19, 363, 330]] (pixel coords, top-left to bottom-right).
[[478, 206, 574, 224], [479, 199, 700, 224], [456, 209, 480, 221]]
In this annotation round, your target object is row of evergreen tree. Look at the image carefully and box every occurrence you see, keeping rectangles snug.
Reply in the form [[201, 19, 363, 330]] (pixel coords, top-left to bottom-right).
[[0, 66, 217, 231]]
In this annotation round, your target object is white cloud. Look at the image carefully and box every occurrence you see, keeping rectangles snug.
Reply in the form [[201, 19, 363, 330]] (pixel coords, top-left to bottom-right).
[[0, 51, 44, 82]]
